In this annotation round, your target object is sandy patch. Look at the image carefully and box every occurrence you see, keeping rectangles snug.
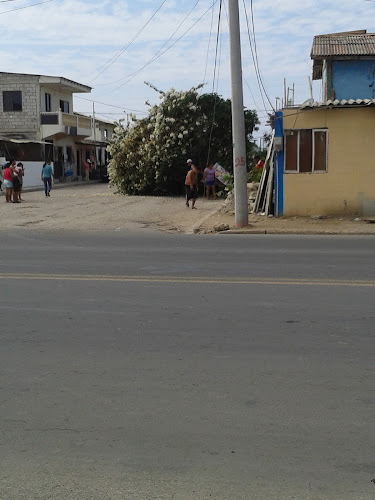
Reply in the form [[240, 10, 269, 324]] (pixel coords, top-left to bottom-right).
[[2, 184, 223, 233]]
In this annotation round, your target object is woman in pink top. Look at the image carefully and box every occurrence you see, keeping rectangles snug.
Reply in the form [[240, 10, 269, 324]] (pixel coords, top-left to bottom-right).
[[3, 160, 15, 203]]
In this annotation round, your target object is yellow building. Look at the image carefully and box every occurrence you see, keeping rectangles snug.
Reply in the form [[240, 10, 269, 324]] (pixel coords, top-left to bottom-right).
[[280, 31, 375, 217], [282, 101, 375, 217]]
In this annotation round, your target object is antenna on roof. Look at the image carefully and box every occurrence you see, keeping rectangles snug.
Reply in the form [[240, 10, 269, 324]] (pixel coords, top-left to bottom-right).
[[307, 76, 313, 101]]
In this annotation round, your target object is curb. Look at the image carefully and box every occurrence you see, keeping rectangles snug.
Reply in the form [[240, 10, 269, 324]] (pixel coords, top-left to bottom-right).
[[188, 206, 223, 234], [220, 229, 375, 236]]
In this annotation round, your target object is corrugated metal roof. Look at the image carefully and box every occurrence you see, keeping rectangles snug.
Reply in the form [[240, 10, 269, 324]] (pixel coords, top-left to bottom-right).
[[301, 98, 375, 109], [311, 32, 375, 58]]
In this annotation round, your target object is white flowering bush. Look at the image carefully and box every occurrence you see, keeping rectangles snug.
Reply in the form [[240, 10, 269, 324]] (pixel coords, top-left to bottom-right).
[[107, 84, 259, 195]]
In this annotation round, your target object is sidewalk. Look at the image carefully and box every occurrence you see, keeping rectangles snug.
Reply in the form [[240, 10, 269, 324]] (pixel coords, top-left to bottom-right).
[[197, 208, 375, 236]]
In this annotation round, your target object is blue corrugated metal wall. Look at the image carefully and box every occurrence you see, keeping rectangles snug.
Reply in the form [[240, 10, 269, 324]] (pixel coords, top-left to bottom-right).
[[332, 60, 375, 100]]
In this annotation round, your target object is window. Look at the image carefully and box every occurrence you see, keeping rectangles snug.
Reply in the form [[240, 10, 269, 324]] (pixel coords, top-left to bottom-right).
[[3, 91, 22, 112], [284, 129, 327, 173], [59, 100, 69, 113], [313, 130, 327, 171], [45, 93, 51, 112]]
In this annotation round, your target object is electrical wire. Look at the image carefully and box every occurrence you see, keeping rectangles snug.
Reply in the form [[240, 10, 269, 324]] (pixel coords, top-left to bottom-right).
[[221, 0, 266, 118], [210, 0, 222, 94], [96, 0, 220, 98], [242, 0, 274, 112], [242, 0, 267, 113], [89, 0, 168, 84], [201, 0, 216, 89], [94, 0, 201, 88], [0, 0, 54, 13], [74, 95, 148, 115], [206, 0, 223, 166], [248, 0, 274, 109]]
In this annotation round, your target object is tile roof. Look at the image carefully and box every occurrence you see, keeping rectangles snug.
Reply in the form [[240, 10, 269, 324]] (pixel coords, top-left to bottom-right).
[[311, 33, 375, 59], [300, 98, 375, 109], [310, 30, 375, 79]]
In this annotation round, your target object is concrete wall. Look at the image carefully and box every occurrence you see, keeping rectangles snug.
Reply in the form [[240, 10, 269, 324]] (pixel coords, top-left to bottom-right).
[[40, 85, 73, 113], [22, 162, 45, 188], [331, 59, 375, 100], [0, 73, 40, 140], [283, 107, 375, 216]]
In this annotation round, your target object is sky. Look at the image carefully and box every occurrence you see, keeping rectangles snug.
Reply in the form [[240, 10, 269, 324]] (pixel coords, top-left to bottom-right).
[[0, 0, 373, 142]]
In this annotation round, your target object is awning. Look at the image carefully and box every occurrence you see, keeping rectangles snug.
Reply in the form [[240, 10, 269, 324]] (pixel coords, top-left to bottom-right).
[[0, 136, 50, 145]]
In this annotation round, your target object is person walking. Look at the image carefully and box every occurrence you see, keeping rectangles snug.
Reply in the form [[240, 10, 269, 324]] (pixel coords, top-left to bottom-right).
[[185, 165, 198, 209], [185, 159, 198, 205], [203, 163, 216, 200], [3, 161, 14, 203], [41, 162, 54, 197], [83, 159, 91, 181]]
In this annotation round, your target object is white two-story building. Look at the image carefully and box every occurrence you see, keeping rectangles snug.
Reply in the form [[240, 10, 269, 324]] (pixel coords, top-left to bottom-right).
[[0, 72, 114, 186]]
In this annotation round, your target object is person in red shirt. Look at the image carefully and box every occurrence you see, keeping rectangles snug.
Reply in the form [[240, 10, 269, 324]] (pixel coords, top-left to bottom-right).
[[83, 159, 91, 181], [3, 160, 16, 203], [254, 156, 264, 169]]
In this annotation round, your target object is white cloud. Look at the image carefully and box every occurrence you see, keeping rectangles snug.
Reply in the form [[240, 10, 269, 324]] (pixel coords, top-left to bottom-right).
[[0, 0, 373, 137]]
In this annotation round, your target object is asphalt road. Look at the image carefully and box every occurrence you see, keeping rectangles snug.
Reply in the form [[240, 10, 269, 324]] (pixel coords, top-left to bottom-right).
[[1, 231, 375, 499]]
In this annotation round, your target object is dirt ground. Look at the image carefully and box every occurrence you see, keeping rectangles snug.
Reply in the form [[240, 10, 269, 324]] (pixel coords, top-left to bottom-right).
[[1, 183, 222, 234], [3, 183, 375, 235]]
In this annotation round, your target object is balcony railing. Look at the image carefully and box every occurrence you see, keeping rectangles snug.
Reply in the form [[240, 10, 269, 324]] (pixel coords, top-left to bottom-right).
[[40, 111, 92, 139]]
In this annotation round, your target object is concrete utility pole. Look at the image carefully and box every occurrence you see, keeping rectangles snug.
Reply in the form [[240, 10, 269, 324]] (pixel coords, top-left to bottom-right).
[[228, 0, 248, 227], [93, 102, 97, 168]]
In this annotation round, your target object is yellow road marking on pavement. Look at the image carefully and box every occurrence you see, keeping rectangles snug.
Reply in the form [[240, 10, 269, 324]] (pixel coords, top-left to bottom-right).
[[1, 273, 375, 287]]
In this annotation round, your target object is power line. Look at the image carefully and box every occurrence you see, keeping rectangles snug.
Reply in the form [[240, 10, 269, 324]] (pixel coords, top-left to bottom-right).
[[242, 0, 274, 112], [206, 0, 223, 166], [0, 0, 54, 14], [96, 0, 220, 98], [222, 0, 265, 117], [89, 0, 168, 83], [74, 95, 148, 115], [95, 0, 201, 88], [201, 0, 216, 88], [241, 0, 267, 112], [248, 0, 274, 110], [211, 0, 222, 94]]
